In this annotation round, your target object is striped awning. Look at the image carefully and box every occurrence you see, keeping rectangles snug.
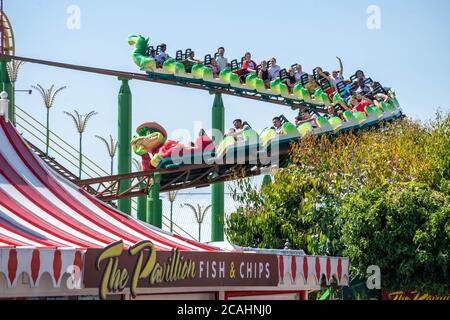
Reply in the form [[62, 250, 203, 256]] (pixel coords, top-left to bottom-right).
[[0, 115, 219, 289], [0, 116, 218, 251]]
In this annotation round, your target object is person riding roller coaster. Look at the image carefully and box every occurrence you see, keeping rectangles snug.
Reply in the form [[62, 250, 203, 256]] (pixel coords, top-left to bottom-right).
[[131, 122, 214, 171]]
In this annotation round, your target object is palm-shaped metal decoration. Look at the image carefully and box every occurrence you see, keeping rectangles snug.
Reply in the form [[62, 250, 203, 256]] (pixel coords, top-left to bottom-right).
[[6, 60, 24, 83], [183, 203, 211, 242], [132, 158, 142, 171], [95, 134, 118, 175], [6, 60, 25, 124], [31, 84, 66, 157], [168, 190, 178, 233], [64, 110, 98, 179]]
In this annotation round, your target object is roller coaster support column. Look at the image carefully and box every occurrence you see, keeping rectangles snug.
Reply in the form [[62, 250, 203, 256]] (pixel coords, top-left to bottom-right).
[[262, 175, 272, 186], [117, 77, 132, 214], [137, 183, 147, 222], [0, 58, 13, 123], [147, 172, 162, 228], [211, 93, 225, 241]]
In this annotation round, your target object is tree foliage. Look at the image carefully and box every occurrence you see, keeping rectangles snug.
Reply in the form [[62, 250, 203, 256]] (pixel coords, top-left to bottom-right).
[[226, 112, 450, 294]]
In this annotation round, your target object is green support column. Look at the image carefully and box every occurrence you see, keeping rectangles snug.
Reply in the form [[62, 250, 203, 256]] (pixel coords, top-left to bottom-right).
[[137, 182, 147, 222], [117, 77, 132, 214], [211, 93, 225, 241], [0, 58, 13, 123], [147, 173, 162, 228], [262, 175, 272, 186]]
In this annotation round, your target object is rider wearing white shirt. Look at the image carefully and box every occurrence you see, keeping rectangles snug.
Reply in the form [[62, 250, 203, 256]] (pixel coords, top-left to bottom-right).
[[318, 57, 345, 89], [269, 57, 281, 80], [216, 47, 228, 71]]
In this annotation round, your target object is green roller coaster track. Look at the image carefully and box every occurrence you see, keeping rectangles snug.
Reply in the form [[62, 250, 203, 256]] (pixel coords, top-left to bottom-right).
[[4, 51, 404, 241]]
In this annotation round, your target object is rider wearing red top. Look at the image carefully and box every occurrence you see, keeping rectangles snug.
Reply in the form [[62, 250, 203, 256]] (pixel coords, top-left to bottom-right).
[[354, 100, 371, 113], [242, 59, 257, 71], [349, 94, 372, 114], [240, 52, 257, 82]]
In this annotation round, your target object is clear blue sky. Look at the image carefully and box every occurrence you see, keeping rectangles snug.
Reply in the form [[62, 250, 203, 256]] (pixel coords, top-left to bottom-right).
[[7, 0, 450, 176]]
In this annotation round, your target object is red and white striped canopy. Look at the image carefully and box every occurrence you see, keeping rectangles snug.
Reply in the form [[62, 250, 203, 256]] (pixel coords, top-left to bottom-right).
[[0, 116, 216, 252]]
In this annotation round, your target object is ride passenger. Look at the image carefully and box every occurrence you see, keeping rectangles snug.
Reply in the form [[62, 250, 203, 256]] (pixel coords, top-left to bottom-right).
[[216, 47, 228, 71], [149, 49, 157, 59], [269, 57, 281, 80], [349, 94, 373, 114], [208, 58, 220, 77], [294, 64, 305, 83], [182, 51, 203, 73], [305, 74, 320, 95], [314, 67, 327, 82], [324, 104, 345, 119], [295, 110, 318, 128], [156, 43, 171, 67], [286, 68, 297, 91], [354, 70, 366, 81], [326, 105, 337, 118], [241, 52, 257, 82], [272, 117, 283, 134], [258, 61, 271, 88], [354, 78, 370, 95], [369, 82, 391, 103], [318, 57, 345, 89], [228, 119, 249, 141]]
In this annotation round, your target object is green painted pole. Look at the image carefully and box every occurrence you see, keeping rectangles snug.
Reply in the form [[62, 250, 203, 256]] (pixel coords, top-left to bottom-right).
[[45, 108, 50, 157], [147, 173, 162, 228], [137, 182, 147, 222], [211, 93, 225, 241], [262, 174, 272, 186], [117, 77, 132, 214], [78, 132, 82, 179], [0, 58, 13, 122]]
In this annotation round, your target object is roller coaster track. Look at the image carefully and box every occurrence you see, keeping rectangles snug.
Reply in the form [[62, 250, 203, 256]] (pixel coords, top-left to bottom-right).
[[7, 55, 403, 202], [6, 54, 326, 112], [75, 146, 292, 202]]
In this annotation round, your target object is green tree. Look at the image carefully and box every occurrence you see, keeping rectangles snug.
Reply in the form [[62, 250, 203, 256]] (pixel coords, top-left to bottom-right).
[[342, 182, 449, 295], [226, 113, 450, 295]]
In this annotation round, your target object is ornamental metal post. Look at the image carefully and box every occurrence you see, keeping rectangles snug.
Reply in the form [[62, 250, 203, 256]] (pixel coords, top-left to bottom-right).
[[117, 77, 132, 214], [0, 64, 12, 123], [211, 93, 225, 241], [147, 172, 162, 228], [0, 91, 9, 121], [1, 60, 12, 122]]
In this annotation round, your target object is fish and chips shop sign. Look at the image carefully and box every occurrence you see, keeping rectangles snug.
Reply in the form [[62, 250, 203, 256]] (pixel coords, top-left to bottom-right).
[[383, 291, 450, 301], [84, 241, 279, 299]]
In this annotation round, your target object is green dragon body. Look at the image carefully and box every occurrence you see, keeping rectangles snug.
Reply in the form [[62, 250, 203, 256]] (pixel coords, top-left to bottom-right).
[[128, 35, 156, 71]]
